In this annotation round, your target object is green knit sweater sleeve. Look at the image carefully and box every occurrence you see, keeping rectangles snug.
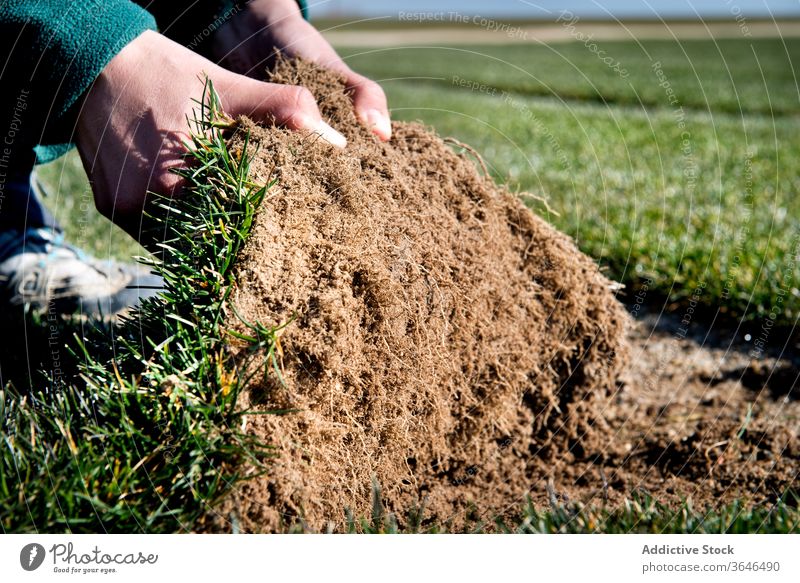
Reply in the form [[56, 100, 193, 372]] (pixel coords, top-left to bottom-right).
[[0, 1, 157, 166], [0, 1, 309, 167]]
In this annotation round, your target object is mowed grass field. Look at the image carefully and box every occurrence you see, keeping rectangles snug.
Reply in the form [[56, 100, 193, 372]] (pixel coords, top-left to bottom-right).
[[39, 35, 800, 334]]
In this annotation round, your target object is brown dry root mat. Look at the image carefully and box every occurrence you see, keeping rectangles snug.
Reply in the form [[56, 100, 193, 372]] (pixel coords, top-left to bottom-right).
[[210, 59, 798, 532]]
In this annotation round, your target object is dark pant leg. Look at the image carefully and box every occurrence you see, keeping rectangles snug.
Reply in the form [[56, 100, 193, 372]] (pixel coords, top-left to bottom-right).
[[0, 170, 60, 232]]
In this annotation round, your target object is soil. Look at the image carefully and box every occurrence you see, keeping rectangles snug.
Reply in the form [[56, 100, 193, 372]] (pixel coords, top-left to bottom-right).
[[522, 309, 799, 520], [209, 59, 798, 532]]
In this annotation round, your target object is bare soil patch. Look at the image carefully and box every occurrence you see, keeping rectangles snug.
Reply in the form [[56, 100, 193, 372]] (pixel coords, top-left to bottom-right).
[[522, 311, 799, 520]]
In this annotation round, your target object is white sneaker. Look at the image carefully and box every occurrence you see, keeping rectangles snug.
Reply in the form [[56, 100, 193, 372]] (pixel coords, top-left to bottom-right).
[[0, 227, 163, 318]]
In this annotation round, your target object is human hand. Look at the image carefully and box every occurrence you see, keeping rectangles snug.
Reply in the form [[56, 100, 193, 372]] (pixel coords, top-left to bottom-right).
[[212, 0, 391, 141], [75, 30, 346, 239]]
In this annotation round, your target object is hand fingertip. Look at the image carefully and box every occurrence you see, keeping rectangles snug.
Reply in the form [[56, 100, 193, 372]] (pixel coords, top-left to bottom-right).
[[314, 120, 348, 148], [362, 108, 392, 141]]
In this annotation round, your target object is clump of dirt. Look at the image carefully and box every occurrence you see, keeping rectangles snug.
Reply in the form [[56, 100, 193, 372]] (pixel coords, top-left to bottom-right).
[[217, 58, 629, 531]]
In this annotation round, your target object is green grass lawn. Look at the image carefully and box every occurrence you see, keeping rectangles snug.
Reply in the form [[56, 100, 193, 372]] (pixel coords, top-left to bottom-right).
[[341, 38, 800, 115]]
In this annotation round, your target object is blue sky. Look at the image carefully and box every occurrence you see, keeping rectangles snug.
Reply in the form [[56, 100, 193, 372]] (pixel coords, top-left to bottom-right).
[[308, 0, 800, 19]]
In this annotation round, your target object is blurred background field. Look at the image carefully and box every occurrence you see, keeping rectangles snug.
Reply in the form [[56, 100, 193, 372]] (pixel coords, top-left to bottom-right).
[[38, 19, 800, 334]]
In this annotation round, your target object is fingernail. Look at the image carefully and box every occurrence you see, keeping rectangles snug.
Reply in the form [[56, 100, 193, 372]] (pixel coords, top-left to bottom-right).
[[313, 120, 347, 148], [364, 109, 392, 140]]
